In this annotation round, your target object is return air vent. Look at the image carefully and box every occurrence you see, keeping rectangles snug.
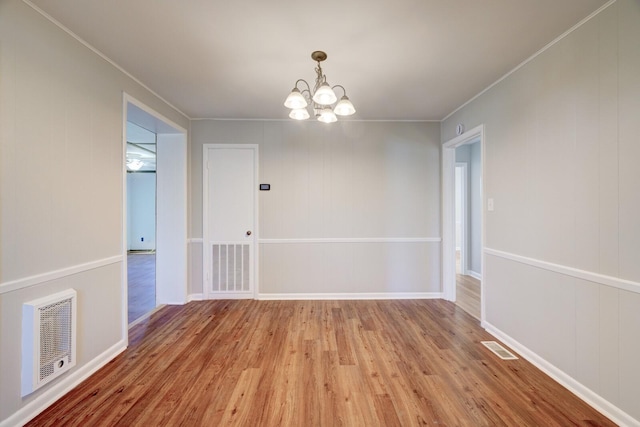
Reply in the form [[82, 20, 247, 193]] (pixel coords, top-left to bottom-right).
[[22, 289, 77, 396], [481, 341, 518, 360], [211, 244, 250, 292]]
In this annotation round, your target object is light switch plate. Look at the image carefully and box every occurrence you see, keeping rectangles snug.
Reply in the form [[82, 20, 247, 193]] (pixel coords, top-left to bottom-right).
[[487, 198, 494, 211]]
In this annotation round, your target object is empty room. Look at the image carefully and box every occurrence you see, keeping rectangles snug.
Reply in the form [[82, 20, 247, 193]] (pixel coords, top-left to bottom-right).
[[1, 0, 638, 425]]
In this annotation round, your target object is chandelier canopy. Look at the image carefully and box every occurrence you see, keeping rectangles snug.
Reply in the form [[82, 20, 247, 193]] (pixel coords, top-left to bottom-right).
[[284, 51, 356, 123]]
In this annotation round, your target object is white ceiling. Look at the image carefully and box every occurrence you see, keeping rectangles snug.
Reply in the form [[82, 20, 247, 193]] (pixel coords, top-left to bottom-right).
[[29, 0, 608, 121]]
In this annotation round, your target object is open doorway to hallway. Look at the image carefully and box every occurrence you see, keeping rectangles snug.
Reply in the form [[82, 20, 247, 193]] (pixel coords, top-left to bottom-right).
[[454, 140, 481, 320], [122, 94, 188, 333], [126, 121, 157, 324]]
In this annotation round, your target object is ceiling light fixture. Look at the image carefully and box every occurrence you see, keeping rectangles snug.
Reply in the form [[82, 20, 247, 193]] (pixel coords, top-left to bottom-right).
[[127, 159, 144, 171], [284, 51, 355, 123]]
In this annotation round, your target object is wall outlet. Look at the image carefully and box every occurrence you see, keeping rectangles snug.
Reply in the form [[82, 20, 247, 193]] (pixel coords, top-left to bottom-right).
[[141, 237, 144, 242]]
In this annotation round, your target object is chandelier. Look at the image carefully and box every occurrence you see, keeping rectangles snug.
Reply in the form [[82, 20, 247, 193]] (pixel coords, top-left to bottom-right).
[[284, 51, 356, 123], [126, 159, 144, 171]]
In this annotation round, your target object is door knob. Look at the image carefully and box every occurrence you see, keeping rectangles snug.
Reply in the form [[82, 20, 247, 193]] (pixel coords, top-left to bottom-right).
[[246, 231, 252, 236]]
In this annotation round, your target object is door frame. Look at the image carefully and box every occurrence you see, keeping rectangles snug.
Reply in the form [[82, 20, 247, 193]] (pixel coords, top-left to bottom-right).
[[442, 124, 485, 323], [202, 144, 259, 299], [455, 162, 468, 275], [122, 93, 188, 338]]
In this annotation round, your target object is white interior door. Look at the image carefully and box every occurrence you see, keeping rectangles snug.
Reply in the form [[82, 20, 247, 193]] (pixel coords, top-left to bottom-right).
[[203, 145, 257, 299]]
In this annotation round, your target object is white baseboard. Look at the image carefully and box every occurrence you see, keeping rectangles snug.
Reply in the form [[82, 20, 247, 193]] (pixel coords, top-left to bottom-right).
[[484, 322, 638, 427], [187, 293, 204, 302], [1, 340, 126, 427], [257, 292, 443, 300], [467, 270, 482, 281]]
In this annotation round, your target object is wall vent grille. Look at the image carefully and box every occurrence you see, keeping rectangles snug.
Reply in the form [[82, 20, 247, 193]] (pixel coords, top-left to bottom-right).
[[481, 341, 518, 360], [22, 289, 77, 396], [211, 243, 250, 292]]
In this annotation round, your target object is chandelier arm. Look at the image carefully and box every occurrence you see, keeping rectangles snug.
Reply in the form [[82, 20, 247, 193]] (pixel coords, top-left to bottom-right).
[[331, 84, 347, 97], [294, 79, 313, 107], [295, 79, 313, 101], [295, 79, 311, 92]]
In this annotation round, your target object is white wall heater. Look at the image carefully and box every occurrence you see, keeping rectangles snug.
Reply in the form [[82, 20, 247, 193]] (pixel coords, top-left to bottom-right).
[[21, 289, 77, 396]]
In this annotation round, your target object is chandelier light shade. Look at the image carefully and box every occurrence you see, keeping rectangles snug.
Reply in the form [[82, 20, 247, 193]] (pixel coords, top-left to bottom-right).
[[289, 107, 310, 120], [334, 95, 356, 116], [127, 159, 144, 171], [284, 88, 307, 109], [318, 107, 337, 123], [312, 83, 337, 105], [284, 51, 355, 123]]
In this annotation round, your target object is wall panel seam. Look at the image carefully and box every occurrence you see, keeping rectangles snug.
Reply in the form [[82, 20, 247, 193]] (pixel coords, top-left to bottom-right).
[[0, 255, 123, 295], [485, 248, 639, 294]]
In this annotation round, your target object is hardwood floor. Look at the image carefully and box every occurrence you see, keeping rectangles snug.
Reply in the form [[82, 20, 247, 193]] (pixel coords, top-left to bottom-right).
[[456, 250, 481, 320], [456, 273, 481, 320], [27, 299, 613, 426], [127, 252, 156, 324]]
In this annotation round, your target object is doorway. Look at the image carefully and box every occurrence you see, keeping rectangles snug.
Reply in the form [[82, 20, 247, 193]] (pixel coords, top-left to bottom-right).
[[202, 144, 258, 299], [454, 143, 481, 320], [123, 94, 188, 333], [126, 121, 157, 324], [442, 125, 485, 323]]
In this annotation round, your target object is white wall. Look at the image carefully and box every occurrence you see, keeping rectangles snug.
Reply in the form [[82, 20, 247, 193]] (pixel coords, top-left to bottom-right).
[[190, 120, 442, 297], [126, 172, 156, 251], [0, 1, 188, 424], [442, 1, 640, 424], [156, 133, 188, 304]]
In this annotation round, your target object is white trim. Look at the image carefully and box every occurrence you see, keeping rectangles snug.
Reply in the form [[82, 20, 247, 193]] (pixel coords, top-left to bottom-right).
[[188, 238, 204, 244], [484, 323, 638, 427], [187, 293, 204, 302], [259, 237, 441, 244], [257, 292, 443, 300], [123, 93, 188, 135], [121, 95, 130, 347], [467, 270, 482, 281], [455, 162, 468, 275], [23, 1, 189, 120], [0, 256, 122, 295], [441, 0, 617, 122], [485, 248, 640, 294], [0, 340, 127, 427]]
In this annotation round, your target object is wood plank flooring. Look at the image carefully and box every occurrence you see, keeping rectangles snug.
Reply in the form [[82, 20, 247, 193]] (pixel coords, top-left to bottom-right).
[[456, 250, 481, 320], [28, 300, 614, 426], [456, 273, 481, 320], [127, 252, 156, 324]]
